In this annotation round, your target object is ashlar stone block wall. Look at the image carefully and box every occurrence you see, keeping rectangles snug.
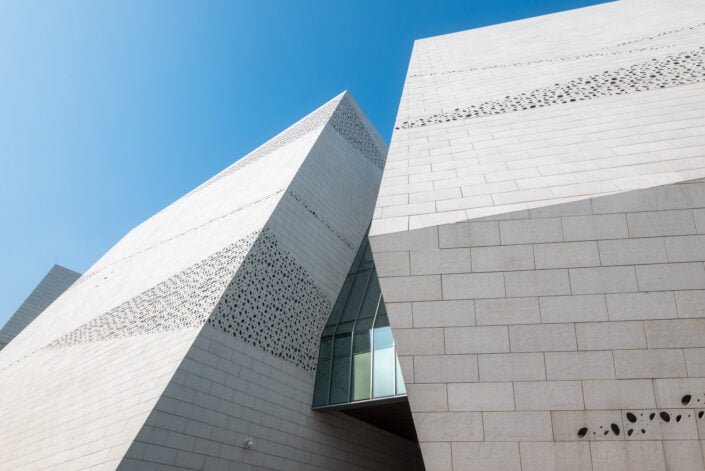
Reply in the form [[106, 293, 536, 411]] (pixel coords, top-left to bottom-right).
[[372, 1, 705, 469], [371, 179, 705, 470]]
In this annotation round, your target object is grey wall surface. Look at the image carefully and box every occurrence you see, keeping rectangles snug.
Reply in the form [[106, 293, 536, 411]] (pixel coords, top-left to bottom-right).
[[373, 180, 705, 470], [372, 1, 705, 470], [0, 264, 80, 349]]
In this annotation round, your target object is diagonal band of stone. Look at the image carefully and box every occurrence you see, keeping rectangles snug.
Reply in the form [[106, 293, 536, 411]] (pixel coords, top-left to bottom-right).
[[397, 47, 705, 129]]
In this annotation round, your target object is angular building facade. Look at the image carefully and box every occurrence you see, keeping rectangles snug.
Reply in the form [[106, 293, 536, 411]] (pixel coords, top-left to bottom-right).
[[0, 92, 423, 470], [3, 1, 705, 470], [0, 264, 80, 350], [371, 0, 705, 470]]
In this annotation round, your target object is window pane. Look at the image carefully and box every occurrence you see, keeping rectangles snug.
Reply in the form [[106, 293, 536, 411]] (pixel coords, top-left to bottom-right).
[[358, 275, 380, 321], [395, 356, 406, 395], [325, 275, 353, 327], [372, 345, 395, 398], [339, 269, 372, 323], [312, 336, 333, 406], [352, 352, 371, 401], [359, 242, 374, 270], [329, 334, 351, 404], [373, 325, 394, 350]]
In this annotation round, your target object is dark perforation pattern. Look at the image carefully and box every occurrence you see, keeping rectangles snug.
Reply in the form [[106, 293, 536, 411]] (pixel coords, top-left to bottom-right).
[[329, 98, 386, 170], [44, 228, 333, 372], [577, 393, 705, 439], [207, 229, 332, 372], [397, 48, 705, 130], [189, 95, 384, 199], [44, 231, 261, 349], [287, 190, 356, 251]]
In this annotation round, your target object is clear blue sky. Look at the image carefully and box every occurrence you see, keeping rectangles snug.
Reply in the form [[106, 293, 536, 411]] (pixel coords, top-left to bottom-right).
[[0, 0, 607, 326]]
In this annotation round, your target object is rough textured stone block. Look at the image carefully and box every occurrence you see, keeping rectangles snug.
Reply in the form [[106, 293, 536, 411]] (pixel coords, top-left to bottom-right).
[[414, 412, 483, 441], [540, 294, 607, 323], [476, 297, 540, 325], [545, 351, 616, 380], [379, 275, 443, 302], [445, 326, 509, 354], [519, 442, 592, 471], [442, 272, 506, 299], [514, 381, 584, 411], [414, 355, 478, 383], [471, 245, 534, 272], [606, 292, 677, 321], [447, 383, 515, 411], [582, 380, 656, 409], [505, 269, 571, 297], [509, 323, 577, 352], [569, 266, 638, 294], [483, 411, 553, 441], [413, 300, 475, 327], [576, 321, 647, 350], [479, 353, 546, 382], [534, 241, 600, 269], [499, 218, 564, 245], [410, 248, 471, 275], [451, 442, 520, 471]]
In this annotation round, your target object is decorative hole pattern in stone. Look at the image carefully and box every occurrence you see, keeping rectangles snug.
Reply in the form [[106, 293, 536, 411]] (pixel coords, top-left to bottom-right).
[[287, 190, 356, 251], [207, 228, 332, 372], [328, 98, 385, 169], [44, 228, 332, 372], [397, 48, 705, 129], [577, 393, 705, 440], [189, 95, 383, 198], [45, 231, 261, 348]]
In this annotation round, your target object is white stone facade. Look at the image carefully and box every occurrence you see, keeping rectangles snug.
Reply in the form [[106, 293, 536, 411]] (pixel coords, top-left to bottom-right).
[[372, 1, 705, 470], [0, 92, 422, 470]]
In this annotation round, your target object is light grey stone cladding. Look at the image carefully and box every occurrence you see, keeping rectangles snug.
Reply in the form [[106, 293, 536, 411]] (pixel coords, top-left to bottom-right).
[[0, 92, 423, 470], [0, 264, 80, 349], [372, 1, 705, 470]]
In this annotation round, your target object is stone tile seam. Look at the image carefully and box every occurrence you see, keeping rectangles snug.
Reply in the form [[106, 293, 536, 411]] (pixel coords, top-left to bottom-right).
[[72, 190, 285, 289]]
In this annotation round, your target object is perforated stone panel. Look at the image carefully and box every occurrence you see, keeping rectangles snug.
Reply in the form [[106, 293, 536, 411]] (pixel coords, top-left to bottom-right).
[[376, 2, 705, 470], [375, 0, 705, 238], [0, 91, 390, 470], [45, 231, 259, 349], [208, 228, 332, 372], [398, 47, 705, 129], [329, 97, 386, 169], [189, 93, 384, 197]]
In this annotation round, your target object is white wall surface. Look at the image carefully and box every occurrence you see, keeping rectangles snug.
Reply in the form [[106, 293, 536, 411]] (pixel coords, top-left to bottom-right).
[[373, 1, 705, 470], [0, 91, 410, 470], [373, 0, 705, 237]]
